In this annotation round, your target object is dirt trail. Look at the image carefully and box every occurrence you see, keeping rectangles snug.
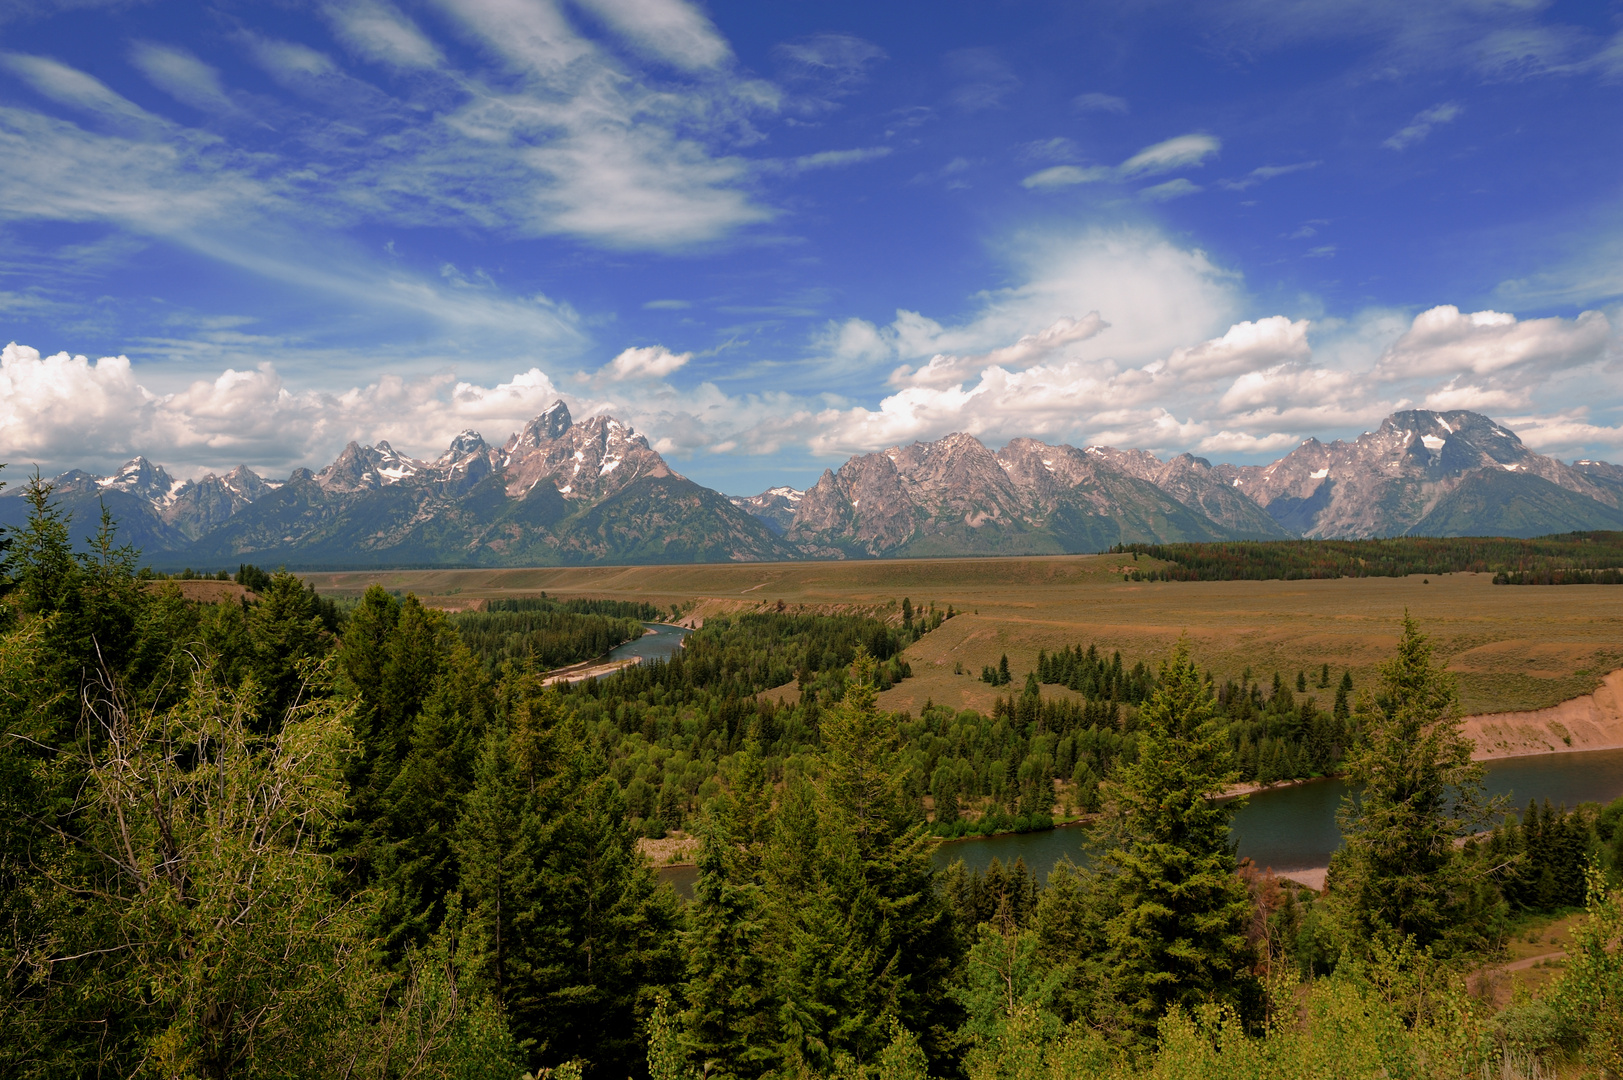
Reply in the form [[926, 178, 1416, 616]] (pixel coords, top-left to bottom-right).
[[1464, 668, 1623, 760]]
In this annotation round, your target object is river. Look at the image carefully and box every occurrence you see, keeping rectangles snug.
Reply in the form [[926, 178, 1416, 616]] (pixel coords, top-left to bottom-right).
[[609, 621, 691, 664], [655, 746, 1623, 897]]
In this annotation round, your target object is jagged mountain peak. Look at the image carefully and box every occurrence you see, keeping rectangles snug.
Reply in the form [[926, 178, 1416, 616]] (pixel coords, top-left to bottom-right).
[[1231, 408, 1620, 537], [316, 440, 426, 493], [98, 456, 181, 503], [512, 400, 573, 449], [728, 485, 806, 535], [438, 429, 489, 463]]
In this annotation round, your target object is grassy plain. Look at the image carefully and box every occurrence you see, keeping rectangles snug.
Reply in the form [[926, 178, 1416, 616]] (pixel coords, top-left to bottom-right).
[[302, 554, 1623, 717]]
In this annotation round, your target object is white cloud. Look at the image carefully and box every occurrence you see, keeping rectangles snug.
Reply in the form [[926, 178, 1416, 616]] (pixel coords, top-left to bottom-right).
[[571, 0, 733, 72], [245, 37, 342, 83], [1138, 178, 1202, 201], [1017, 137, 1080, 163], [1505, 411, 1623, 453], [1374, 305, 1611, 379], [1021, 165, 1109, 189], [1217, 160, 1320, 191], [1119, 133, 1220, 176], [599, 344, 692, 381], [810, 227, 1242, 394], [0, 52, 161, 128], [1166, 316, 1311, 378], [1072, 92, 1128, 113], [1195, 430, 1301, 454], [888, 313, 1109, 389], [1384, 102, 1461, 150], [325, 1, 444, 70], [781, 244, 1623, 465], [1019, 133, 1219, 190], [943, 47, 1019, 111], [129, 43, 237, 114], [762, 146, 892, 175]]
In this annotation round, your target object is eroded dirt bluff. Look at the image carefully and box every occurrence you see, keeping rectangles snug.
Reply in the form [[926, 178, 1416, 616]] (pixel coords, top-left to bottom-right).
[[1465, 668, 1623, 760]]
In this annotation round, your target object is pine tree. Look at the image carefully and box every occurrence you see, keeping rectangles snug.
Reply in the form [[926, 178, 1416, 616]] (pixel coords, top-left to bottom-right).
[[1098, 640, 1256, 1036], [1334, 670, 1352, 721], [456, 687, 679, 1074], [1328, 614, 1492, 953], [760, 650, 959, 1073], [682, 749, 776, 1079]]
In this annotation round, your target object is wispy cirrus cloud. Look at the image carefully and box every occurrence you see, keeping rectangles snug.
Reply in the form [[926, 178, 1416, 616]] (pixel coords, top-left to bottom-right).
[[1217, 160, 1320, 191], [128, 42, 238, 114], [1021, 132, 1220, 193], [1384, 102, 1461, 150]]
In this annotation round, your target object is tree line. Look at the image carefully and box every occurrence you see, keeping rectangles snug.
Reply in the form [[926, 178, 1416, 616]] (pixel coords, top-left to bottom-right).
[[448, 596, 654, 670], [1112, 531, 1623, 581]]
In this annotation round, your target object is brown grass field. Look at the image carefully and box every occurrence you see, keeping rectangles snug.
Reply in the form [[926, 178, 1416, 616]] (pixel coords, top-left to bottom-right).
[[302, 554, 1623, 717]]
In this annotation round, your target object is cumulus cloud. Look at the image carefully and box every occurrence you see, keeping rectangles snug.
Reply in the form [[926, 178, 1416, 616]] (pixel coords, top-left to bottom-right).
[[1374, 305, 1611, 379], [0, 339, 734, 477], [786, 257, 1621, 464], [599, 344, 692, 382], [888, 313, 1109, 389], [9, 280, 1622, 483], [1165, 316, 1311, 378], [1384, 102, 1461, 149], [810, 227, 1243, 395]]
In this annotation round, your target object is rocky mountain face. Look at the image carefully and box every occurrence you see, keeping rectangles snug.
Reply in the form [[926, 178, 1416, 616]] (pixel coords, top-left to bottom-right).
[[781, 432, 1285, 558], [2, 401, 791, 567], [3, 407, 1619, 566], [728, 487, 803, 534], [1223, 411, 1623, 538]]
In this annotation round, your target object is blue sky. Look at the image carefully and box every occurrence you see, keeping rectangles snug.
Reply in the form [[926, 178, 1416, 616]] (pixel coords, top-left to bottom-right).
[[2, 0, 1622, 494]]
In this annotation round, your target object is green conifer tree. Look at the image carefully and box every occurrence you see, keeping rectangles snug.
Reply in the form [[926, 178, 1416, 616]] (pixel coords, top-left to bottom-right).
[[1097, 640, 1256, 1036], [760, 649, 959, 1073], [680, 748, 775, 1079], [1334, 670, 1353, 721], [1327, 614, 1493, 953]]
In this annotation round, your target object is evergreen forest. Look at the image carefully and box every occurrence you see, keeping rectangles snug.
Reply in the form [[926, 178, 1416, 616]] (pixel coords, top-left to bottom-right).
[[1113, 531, 1623, 581], [3, 471, 1623, 1079]]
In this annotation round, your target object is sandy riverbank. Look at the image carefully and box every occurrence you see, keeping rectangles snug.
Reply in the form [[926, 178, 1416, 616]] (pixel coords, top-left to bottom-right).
[[1464, 668, 1623, 760]]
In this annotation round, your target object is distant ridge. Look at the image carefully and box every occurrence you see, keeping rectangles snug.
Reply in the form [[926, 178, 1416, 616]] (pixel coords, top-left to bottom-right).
[[3, 406, 1619, 566]]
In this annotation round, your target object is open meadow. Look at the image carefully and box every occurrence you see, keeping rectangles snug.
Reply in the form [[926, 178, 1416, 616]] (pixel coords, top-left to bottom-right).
[[303, 553, 1623, 718]]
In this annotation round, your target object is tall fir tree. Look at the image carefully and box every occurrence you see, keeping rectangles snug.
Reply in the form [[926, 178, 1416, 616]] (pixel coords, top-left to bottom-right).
[[1097, 640, 1257, 1037], [680, 746, 775, 1079], [1327, 614, 1493, 953], [456, 685, 679, 1076], [761, 650, 960, 1073]]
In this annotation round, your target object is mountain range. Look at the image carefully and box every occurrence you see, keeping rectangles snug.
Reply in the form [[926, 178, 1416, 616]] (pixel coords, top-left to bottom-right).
[[4, 404, 1621, 568]]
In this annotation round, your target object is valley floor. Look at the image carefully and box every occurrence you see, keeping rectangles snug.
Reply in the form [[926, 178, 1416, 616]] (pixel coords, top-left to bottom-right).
[[306, 555, 1623, 716]]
